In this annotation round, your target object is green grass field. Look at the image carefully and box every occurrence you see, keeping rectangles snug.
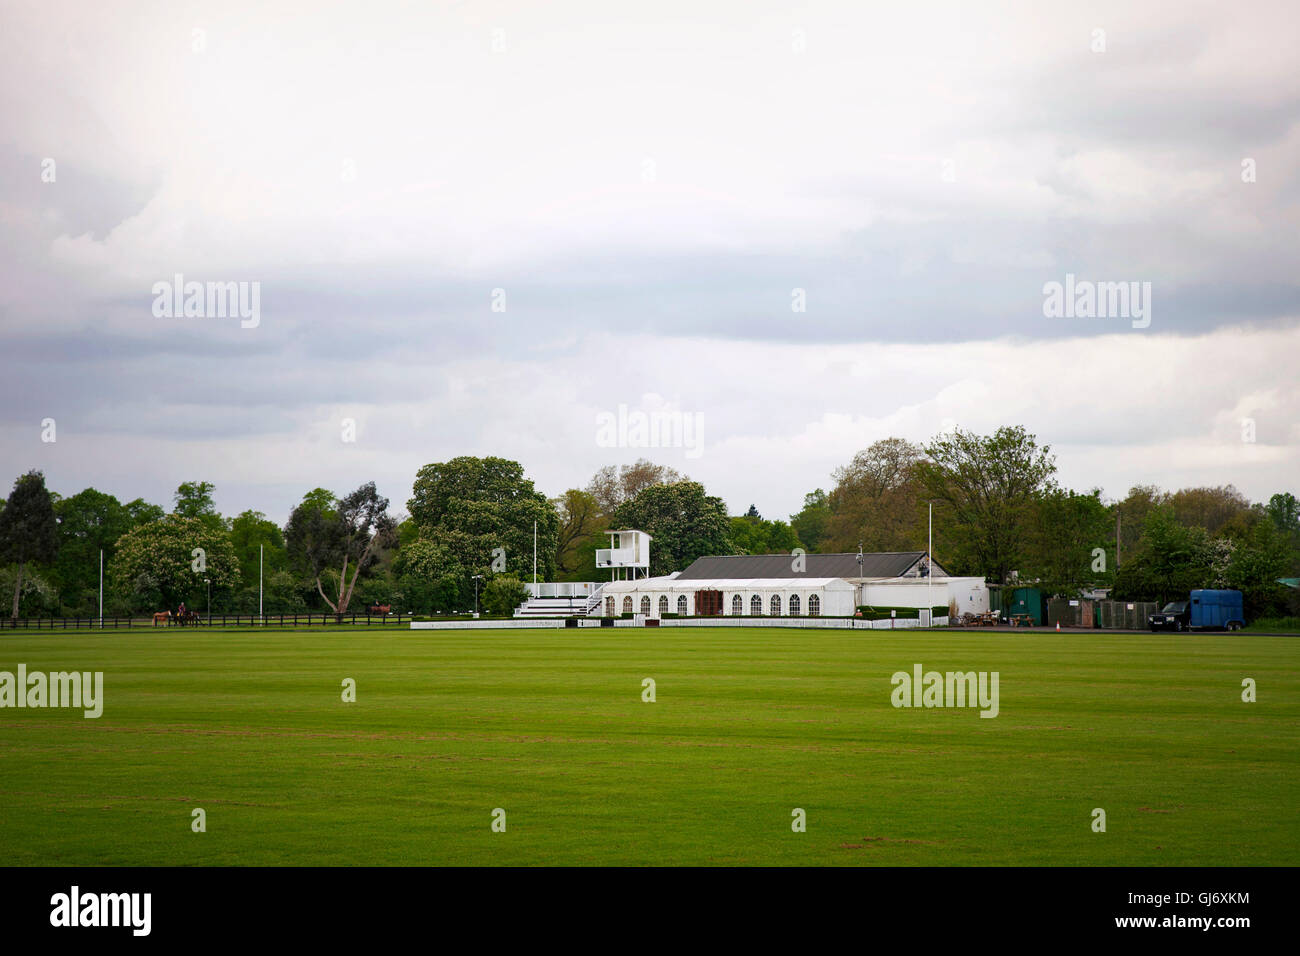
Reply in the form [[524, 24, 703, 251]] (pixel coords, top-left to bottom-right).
[[1, 627, 1296, 866]]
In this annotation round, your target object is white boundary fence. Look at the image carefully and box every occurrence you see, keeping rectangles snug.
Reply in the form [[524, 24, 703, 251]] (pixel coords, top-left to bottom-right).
[[411, 616, 949, 631]]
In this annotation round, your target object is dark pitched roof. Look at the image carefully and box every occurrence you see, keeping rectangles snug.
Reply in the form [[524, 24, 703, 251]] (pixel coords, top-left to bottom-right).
[[674, 552, 932, 580]]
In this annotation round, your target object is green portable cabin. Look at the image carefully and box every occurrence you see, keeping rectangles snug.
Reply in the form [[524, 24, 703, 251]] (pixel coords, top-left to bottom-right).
[[1008, 587, 1048, 626]]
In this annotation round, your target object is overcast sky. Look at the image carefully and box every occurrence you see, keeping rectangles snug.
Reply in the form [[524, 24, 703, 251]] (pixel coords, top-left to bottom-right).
[[2, 0, 1297, 526]]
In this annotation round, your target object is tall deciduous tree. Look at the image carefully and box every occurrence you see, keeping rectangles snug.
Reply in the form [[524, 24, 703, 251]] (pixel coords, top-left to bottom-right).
[[0, 471, 59, 622], [1168, 485, 1252, 535], [553, 488, 605, 577], [173, 480, 224, 529], [611, 481, 733, 576], [229, 510, 289, 591], [790, 489, 831, 552], [286, 483, 396, 617], [1112, 508, 1216, 604], [392, 538, 466, 613], [408, 457, 558, 583], [124, 498, 166, 527], [1023, 488, 1114, 592], [1115, 485, 1169, 562], [824, 438, 926, 552], [915, 426, 1057, 584], [586, 459, 686, 516], [108, 514, 240, 612], [730, 515, 801, 554], [52, 488, 133, 612]]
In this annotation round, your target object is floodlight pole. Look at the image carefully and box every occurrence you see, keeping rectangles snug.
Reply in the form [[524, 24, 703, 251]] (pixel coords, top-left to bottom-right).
[[259, 544, 263, 625], [928, 502, 933, 627], [98, 549, 103, 630], [533, 520, 537, 584]]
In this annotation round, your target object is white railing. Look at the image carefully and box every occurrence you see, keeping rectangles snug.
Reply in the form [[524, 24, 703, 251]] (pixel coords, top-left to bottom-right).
[[413, 616, 951, 631], [524, 582, 598, 598], [595, 548, 647, 568]]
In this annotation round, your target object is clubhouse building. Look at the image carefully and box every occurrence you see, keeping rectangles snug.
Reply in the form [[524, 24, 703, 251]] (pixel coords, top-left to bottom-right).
[[598, 549, 988, 620], [518, 530, 990, 621]]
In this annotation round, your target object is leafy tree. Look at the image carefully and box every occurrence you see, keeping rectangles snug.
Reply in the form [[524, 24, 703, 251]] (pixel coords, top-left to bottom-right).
[[611, 481, 733, 576], [408, 457, 558, 583], [1220, 514, 1292, 615], [790, 489, 831, 552], [1112, 508, 1214, 604], [482, 575, 528, 617], [586, 459, 686, 516], [825, 438, 925, 552], [298, 487, 337, 516], [0, 471, 59, 622], [392, 538, 467, 613], [124, 498, 166, 527], [553, 488, 605, 578], [1263, 492, 1300, 535], [1023, 488, 1114, 593], [1168, 485, 1252, 535], [729, 515, 801, 554], [109, 514, 240, 612], [1261, 493, 1300, 575], [50, 488, 133, 613], [173, 480, 224, 529], [285, 483, 396, 617], [915, 426, 1057, 584], [1115, 485, 1169, 563], [229, 510, 289, 592], [396, 516, 422, 548], [0, 565, 57, 616]]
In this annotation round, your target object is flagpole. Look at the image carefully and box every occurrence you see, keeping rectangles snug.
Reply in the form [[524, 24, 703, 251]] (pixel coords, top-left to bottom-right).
[[98, 549, 103, 630], [259, 544, 264, 625], [533, 521, 537, 584]]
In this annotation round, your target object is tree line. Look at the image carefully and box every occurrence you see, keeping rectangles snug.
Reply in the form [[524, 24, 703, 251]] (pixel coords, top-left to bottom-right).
[[2, 426, 1297, 622]]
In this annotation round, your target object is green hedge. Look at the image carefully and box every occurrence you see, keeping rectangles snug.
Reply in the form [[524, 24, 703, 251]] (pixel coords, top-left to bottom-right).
[[855, 605, 949, 621]]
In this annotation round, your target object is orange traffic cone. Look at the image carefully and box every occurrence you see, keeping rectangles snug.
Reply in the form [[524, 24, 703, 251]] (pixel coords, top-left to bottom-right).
[[1055, 622, 1061, 632]]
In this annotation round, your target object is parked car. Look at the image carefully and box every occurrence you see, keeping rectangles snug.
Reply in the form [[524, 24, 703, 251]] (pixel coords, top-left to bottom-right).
[[1149, 589, 1244, 632], [1148, 600, 1191, 632]]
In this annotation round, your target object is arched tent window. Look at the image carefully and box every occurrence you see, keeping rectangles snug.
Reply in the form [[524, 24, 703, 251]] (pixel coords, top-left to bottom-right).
[[789, 594, 801, 616], [731, 594, 742, 615], [658, 595, 669, 617], [751, 594, 762, 615], [640, 596, 651, 615], [770, 594, 781, 616], [808, 594, 821, 616], [622, 596, 633, 614], [605, 596, 615, 616], [677, 595, 688, 616]]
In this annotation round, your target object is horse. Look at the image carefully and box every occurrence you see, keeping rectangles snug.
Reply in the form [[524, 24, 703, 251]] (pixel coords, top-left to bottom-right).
[[179, 610, 202, 627], [368, 603, 391, 615], [153, 610, 172, 626]]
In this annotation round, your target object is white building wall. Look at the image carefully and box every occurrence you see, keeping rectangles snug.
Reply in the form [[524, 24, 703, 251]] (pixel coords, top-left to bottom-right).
[[599, 578, 856, 618], [858, 577, 988, 614]]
